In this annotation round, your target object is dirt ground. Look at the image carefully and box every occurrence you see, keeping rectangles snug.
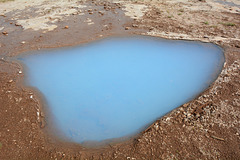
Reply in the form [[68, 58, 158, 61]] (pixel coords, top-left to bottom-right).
[[0, 0, 239, 159]]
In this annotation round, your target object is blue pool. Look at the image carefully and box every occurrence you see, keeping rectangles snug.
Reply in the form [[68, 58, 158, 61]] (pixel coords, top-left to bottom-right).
[[17, 36, 224, 143]]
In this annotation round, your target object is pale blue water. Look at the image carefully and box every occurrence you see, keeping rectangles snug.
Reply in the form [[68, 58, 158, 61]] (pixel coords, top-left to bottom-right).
[[18, 36, 224, 143]]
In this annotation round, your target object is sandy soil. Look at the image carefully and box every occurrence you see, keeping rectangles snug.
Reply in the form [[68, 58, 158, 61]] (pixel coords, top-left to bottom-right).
[[0, 0, 239, 159]]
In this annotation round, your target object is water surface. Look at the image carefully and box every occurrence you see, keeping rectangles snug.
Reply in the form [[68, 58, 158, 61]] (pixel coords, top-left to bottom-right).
[[18, 36, 224, 143]]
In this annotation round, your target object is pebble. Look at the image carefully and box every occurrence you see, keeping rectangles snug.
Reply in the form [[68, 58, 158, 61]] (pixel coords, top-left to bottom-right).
[[21, 41, 26, 44], [18, 70, 22, 74], [196, 113, 200, 118], [149, 27, 154, 31], [15, 23, 21, 26], [132, 24, 138, 27], [2, 31, 8, 35], [98, 11, 104, 15], [125, 27, 131, 30], [64, 26, 69, 29], [166, 117, 171, 121]]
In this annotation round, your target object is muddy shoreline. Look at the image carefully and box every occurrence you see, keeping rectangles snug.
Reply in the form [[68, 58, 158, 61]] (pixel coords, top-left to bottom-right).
[[0, 0, 239, 159]]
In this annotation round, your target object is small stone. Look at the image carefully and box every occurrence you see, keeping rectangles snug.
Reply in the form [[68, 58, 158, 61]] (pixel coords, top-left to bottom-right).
[[224, 62, 227, 67], [40, 120, 45, 128], [149, 27, 154, 31], [196, 113, 200, 118], [2, 31, 8, 35], [8, 80, 13, 83], [125, 27, 131, 30], [15, 23, 21, 26], [166, 117, 171, 121], [187, 113, 191, 119], [132, 24, 138, 27], [18, 70, 22, 74], [30, 95, 33, 99], [21, 41, 26, 44], [98, 11, 104, 15], [89, 12, 93, 14], [64, 26, 69, 29]]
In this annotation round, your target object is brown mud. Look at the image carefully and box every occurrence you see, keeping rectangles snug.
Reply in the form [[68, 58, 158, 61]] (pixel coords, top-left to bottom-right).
[[0, 0, 239, 159]]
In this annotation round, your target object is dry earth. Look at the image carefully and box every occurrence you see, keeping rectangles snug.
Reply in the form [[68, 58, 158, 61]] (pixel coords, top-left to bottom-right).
[[0, 0, 239, 159]]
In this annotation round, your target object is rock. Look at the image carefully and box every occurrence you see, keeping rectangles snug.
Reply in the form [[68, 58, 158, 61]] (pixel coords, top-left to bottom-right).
[[235, 44, 240, 48], [64, 26, 69, 29], [132, 24, 138, 27], [40, 120, 45, 128], [18, 70, 22, 74], [98, 11, 104, 15], [196, 113, 200, 118], [15, 23, 21, 26], [125, 27, 131, 30], [149, 27, 154, 31], [8, 80, 13, 83], [2, 31, 8, 35], [21, 41, 26, 44]]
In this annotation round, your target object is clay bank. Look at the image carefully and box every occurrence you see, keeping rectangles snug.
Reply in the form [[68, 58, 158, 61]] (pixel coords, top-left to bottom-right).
[[0, 0, 239, 159]]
